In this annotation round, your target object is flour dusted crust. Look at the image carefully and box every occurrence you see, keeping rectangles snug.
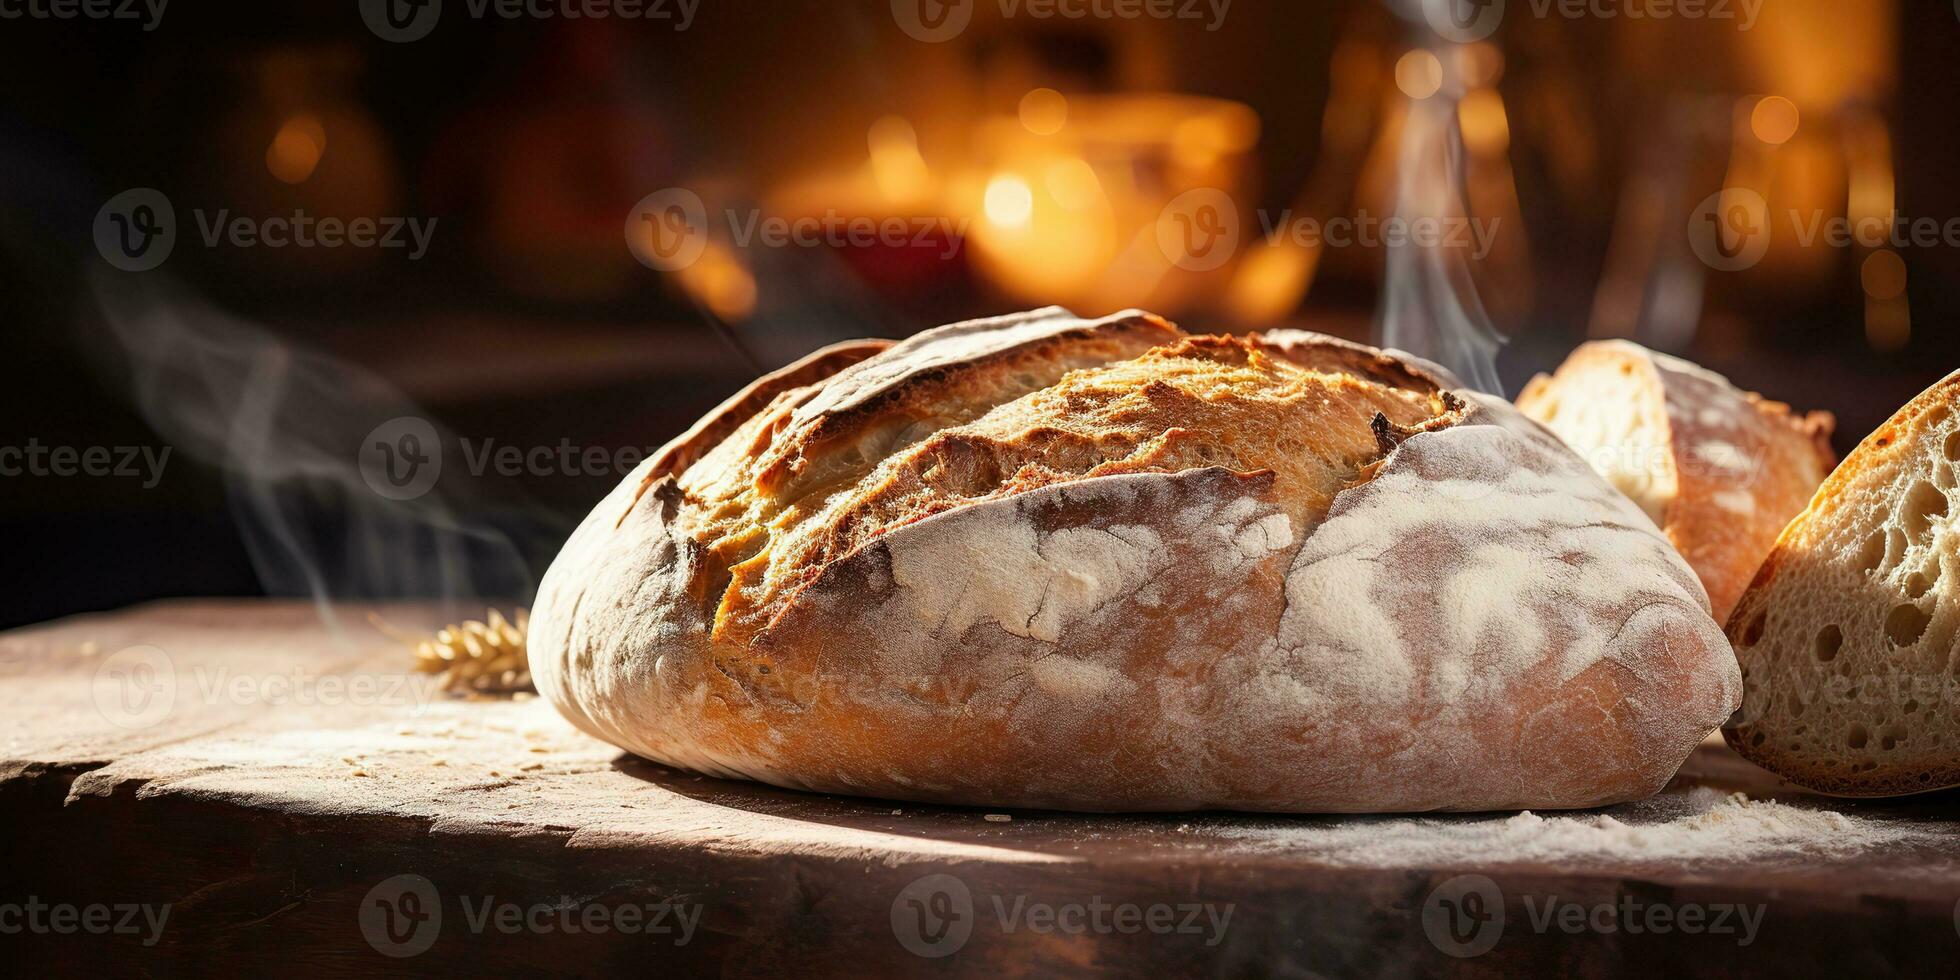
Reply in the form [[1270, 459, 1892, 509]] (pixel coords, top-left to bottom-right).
[[531, 310, 1742, 812], [1517, 341, 1835, 622]]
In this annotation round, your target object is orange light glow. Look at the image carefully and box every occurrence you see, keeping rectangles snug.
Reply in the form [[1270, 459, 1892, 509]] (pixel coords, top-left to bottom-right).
[[1018, 88, 1069, 136], [868, 115, 931, 204], [676, 242, 758, 322], [1458, 88, 1510, 156], [266, 115, 326, 185], [1862, 249, 1908, 300], [1044, 158, 1103, 211], [1750, 96, 1800, 146], [1225, 240, 1320, 326], [983, 175, 1034, 227], [1394, 51, 1443, 101]]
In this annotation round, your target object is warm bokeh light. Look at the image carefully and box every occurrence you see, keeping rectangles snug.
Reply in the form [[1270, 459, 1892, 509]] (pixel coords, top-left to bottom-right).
[[1455, 42, 1505, 88], [1861, 249, 1908, 300], [1750, 96, 1800, 146], [1044, 158, 1103, 211], [1169, 104, 1260, 171], [1458, 88, 1510, 156], [983, 174, 1034, 227], [266, 115, 326, 185], [1394, 50, 1443, 101], [675, 242, 758, 322], [1224, 240, 1320, 325], [1018, 88, 1069, 136], [1845, 109, 1896, 228], [867, 115, 931, 204]]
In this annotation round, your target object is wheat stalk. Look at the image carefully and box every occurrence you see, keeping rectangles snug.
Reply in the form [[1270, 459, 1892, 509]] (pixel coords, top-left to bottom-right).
[[370, 608, 533, 696]]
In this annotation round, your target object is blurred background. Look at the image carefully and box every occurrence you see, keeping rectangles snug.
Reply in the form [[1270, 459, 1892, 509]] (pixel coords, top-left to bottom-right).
[[2, 0, 1957, 629]]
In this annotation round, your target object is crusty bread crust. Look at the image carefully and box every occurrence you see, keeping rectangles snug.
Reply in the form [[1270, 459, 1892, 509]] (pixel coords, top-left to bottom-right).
[[532, 311, 1741, 812], [1723, 371, 1960, 796], [1516, 341, 1834, 622]]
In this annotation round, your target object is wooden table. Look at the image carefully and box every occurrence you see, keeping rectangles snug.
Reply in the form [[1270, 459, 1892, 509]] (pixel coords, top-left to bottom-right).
[[5, 601, 1959, 977]]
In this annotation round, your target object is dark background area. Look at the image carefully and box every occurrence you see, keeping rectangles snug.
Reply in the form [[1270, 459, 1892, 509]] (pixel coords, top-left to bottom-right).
[[4, 0, 1959, 629]]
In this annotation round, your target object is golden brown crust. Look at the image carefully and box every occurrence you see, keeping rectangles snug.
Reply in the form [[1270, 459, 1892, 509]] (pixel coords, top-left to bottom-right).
[[1516, 341, 1835, 621], [1722, 371, 1960, 796], [630, 339, 893, 523], [530, 312, 1742, 812]]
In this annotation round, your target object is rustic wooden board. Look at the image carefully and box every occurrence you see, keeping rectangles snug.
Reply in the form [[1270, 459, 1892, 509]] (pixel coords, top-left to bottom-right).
[[4, 600, 1960, 977]]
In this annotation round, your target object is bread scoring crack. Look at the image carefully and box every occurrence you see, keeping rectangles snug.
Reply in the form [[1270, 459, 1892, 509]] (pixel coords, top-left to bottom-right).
[[663, 317, 1463, 650]]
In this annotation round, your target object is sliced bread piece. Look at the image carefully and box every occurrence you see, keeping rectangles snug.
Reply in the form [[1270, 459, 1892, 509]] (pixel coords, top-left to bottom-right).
[[1517, 341, 1834, 621], [1724, 370, 1960, 795]]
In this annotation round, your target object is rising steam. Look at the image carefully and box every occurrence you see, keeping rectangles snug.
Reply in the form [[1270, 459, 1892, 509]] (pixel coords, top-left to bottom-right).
[[1378, 2, 1508, 395], [90, 267, 552, 628]]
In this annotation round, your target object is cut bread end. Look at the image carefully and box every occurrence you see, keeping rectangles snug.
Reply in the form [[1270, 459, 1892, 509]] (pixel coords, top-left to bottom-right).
[[1724, 370, 1960, 796]]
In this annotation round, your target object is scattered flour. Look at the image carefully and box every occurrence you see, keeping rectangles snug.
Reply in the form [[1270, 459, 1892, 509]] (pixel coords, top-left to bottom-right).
[[1205, 786, 1940, 868]]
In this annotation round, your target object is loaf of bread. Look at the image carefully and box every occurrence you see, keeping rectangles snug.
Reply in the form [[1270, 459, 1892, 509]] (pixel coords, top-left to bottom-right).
[[530, 309, 1741, 812], [1725, 371, 1960, 796], [1517, 341, 1834, 622]]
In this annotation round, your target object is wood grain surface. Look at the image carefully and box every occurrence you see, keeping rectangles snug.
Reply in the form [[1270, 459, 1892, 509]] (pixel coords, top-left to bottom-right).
[[4, 600, 1960, 977]]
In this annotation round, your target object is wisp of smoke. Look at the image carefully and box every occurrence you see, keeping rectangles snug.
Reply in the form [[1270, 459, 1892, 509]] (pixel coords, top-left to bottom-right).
[[89, 267, 551, 630]]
